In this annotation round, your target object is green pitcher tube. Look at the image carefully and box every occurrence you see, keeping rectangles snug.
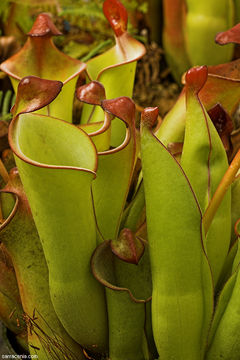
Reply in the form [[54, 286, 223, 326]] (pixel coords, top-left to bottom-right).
[[162, 0, 191, 82], [185, 0, 234, 66], [9, 112, 108, 353], [92, 239, 152, 360], [0, 170, 85, 360], [141, 108, 213, 360]]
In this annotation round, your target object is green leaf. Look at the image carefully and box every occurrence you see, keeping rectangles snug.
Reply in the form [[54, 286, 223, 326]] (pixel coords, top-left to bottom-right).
[[140, 109, 213, 359], [154, 89, 186, 146], [155, 67, 240, 147], [123, 180, 145, 232], [206, 254, 240, 360], [216, 240, 238, 291], [181, 66, 231, 286], [232, 238, 240, 273], [207, 270, 238, 354], [9, 112, 108, 352]]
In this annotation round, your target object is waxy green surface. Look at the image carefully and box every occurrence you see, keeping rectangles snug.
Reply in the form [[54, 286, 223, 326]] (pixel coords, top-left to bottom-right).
[[93, 137, 136, 240], [141, 118, 213, 359], [207, 254, 238, 352], [162, 0, 191, 83], [123, 181, 145, 232], [162, 0, 235, 81], [0, 172, 84, 359], [185, 0, 234, 66], [81, 0, 145, 146], [83, 62, 137, 146], [79, 120, 111, 152], [217, 240, 238, 291], [155, 70, 240, 147], [76, 80, 111, 152], [181, 66, 231, 285], [9, 112, 108, 352], [235, 0, 240, 22], [78, 89, 139, 241], [207, 257, 240, 359], [92, 97, 137, 241], [92, 240, 152, 360]]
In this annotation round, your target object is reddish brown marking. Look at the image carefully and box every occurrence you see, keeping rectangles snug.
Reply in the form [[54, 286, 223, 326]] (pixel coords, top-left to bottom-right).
[[208, 103, 233, 152], [103, 0, 128, 36], [216, 23, 240, 45], [110, 228, 145, 264], [28, 13, 62, 37], [76, 81, 106, 105], [11, 76, 63, 116], [167, 142, 183, 157], [102, 96, 135, 126], [234, 218, 240, 237], [141, 107, 158, 129]]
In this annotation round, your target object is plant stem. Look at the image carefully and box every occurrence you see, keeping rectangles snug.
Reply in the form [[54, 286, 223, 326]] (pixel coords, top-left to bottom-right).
[[0, 91, 3, 111], [2, 90, 12, 116], [203, 149, 240, 234], [0, 158, 9, 223], [0, 158, 9, 184], [0, 202, 3, 224]]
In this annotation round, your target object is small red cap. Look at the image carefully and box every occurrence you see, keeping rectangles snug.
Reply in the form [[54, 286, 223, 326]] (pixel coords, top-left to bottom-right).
[[141, 107, 159, 128], [28, 13, 62, 37], [102, 97, 135, 126], [76, 81, 106, 105], [185, 66, 208, 93]]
